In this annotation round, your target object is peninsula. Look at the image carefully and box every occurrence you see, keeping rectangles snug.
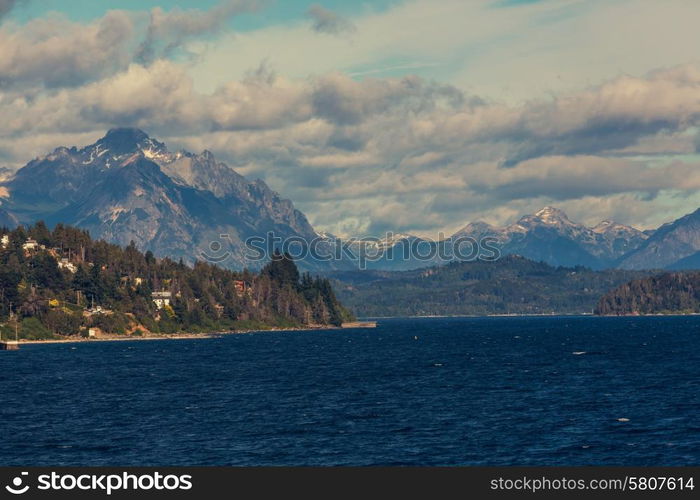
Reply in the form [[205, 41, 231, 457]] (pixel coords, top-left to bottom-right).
[[0, 223, 354, 342]]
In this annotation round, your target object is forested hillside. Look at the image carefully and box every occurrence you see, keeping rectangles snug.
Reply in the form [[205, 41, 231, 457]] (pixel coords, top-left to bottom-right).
[[329, 255, 654, 317], [0, 223, 352, 340], [595, 272, 700, 315]]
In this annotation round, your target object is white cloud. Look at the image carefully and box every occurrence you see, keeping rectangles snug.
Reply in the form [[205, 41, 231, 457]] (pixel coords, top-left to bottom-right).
[[0, 11, 135, 89]]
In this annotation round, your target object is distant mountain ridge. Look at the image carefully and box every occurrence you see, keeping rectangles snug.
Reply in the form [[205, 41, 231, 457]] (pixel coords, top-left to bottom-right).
[[350, 205, 700, 272], [319, 207, 650, 271], [452, 206, 700, 271], [617, 208, 700, 270], [329, 254, 653, 317]]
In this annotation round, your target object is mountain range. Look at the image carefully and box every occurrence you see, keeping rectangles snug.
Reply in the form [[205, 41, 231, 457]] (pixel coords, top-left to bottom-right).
[[2, 128, 700, 272], [365, 206, 700, 271], [452, 206, 649, 270]]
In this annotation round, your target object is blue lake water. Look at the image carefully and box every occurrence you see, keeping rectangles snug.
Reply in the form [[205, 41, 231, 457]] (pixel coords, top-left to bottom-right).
[[0, 316, 699, 466]]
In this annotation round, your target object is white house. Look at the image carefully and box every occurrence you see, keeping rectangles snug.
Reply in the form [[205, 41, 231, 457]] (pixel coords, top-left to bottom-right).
[[22, 238, 39, 251], [152, 291, 172, 309], [0, 234, 8, 248], [58, 258, 77, 273]]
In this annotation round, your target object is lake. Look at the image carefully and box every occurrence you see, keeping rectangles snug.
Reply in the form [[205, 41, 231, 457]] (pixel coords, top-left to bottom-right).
[[1, 316, 698, 466]]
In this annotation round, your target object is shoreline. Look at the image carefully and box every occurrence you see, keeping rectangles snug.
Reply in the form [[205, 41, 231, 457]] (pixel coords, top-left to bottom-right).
[[16, 321, 378, 345], [19, 313, 700, 345], [12, 313, 700, 346]]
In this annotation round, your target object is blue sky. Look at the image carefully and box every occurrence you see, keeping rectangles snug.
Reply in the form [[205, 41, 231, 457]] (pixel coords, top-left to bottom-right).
[[3, 0, 700, 236]]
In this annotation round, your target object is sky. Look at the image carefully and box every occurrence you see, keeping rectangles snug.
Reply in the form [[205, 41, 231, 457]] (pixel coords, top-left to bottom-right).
[[2, 0, 700, 237]]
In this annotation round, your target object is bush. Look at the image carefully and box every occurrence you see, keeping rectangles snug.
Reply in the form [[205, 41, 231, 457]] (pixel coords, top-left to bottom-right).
[[19, 317, 54, 340], [90, 313, 131, 335], [42, 309, 82, 336]]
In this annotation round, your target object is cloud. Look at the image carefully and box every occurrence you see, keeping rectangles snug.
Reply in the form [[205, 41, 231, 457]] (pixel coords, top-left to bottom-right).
[[467, 156, 700, 201], [311, 72, 464, 125], [4, 0, 700, 236], [307, 5, 356, 36], [0, 1, 258, 90], [0, 0, 22, 21], [0, 11, 135, 89], [136, 0, 260, 63]]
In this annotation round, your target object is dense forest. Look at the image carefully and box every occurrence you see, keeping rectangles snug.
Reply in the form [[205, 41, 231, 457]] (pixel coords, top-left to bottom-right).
[[595, 272, 700, 315], [329, 255, 655, 317], [0, 223, 353, 340]]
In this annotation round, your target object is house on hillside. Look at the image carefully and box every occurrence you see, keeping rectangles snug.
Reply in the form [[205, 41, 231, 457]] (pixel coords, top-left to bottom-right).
[[233, 280, 250, 297], [152, 291, 172, 309], [1, 234, 8, 248], [22, 238, 39, 251], [58, 258, 77, 273], [85, 305, 106, 316]]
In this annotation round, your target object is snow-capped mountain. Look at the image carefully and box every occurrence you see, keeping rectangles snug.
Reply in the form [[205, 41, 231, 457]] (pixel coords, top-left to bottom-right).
[[354, 232, 419, 251], [0, 128, 330, 270], [591, 219, 649, 258], [328, 206, 651, 271], [335, 232, 444, 271], [452, 207, 648, 269]]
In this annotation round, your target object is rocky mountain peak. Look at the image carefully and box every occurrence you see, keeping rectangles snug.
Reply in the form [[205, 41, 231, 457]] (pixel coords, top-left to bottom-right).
[[533, 206, 571, 223], [591, 219, 643, 236], [100, 128, 150, 152], [80, 128, 168, 164]]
